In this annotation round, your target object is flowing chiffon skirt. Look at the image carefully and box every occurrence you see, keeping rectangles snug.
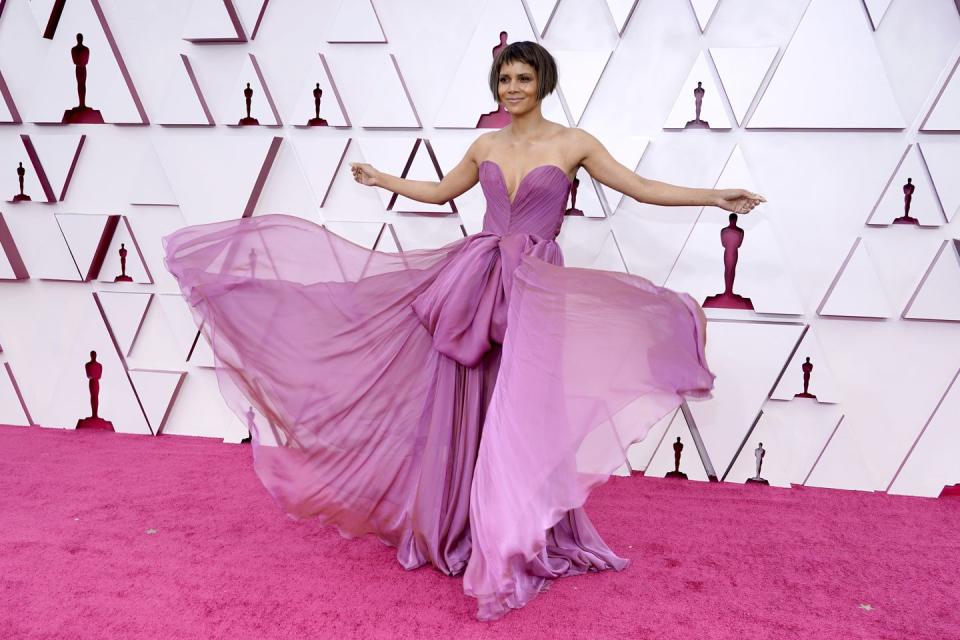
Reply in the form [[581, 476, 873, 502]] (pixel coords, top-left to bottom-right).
[[163, 213, 714, 620]]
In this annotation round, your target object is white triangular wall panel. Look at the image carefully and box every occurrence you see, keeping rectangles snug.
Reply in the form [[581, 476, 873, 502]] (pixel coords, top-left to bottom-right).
[[604, 0, 640, 36], [687, 321, 806, 473], [867, 146, 945, 227], [528, 0, 562, 36], [325, 0, 385, 43], [290, 136, 351, 209], [663, 51, 731, 129], [28, 133, 84, 202], [888, 370, 960, 497], [154, 134, 279, 224], [921, 57, 960, 131], [689, 0, 720, 32], [44, 296, 151, 434], [394, 142, 454, 214], [818, 238, 893, 319], [863, 0, 894, 30], [770, 329, 842, 404], [748, 0, 904, 129], [27, 1, 144, 123], [182, 0, 244, 42], [902, 240, 960, 321], [1, 149, 45, 204], [665, 147, 803, 315], [160, 368, 247, 441], [232, 0, 269, 39], [645, 412, 710, 481], [129, 369, 185, 434], [709, 47, 777, 126], [96, 292, 153, 356], [918, 142, 960, 222], [99, 220, 151, 284], [0, 364, 30, 425], [2, 212, 82, 280], [354, 137, 417, 210], [803, 416, 879, 491], [128, 141, 178, 206], [726, 404, 844, 487], [552, 50, 612, 125], [155, 55, 213, 126], [221, 54, 281, 126], [288, 54, 350, 128], [252, 139, 321, 221], [357, 55, 420, 128], [55, 213, 113, 280]]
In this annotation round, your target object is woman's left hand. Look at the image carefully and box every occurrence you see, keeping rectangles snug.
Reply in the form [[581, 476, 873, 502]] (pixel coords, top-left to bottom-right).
[[715, 189, 766, 214]]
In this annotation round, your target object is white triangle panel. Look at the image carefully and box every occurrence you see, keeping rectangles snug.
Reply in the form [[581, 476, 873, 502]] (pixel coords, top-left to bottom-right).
[[232, 0, 269, 39], [99, 220, 151, 284], [0, 363, 30, 425], [888, 370, 960, 497], [645, 412, 710, 481], [919, 142, 960, 223], [689, 0, 720, 31], [128, 141, 178, 206], [325, 0, 386, 43], [96, 292, 153, 356], [725, 404, 844, 487], [604, 0, 640, 36], [709, 47, 777, 126], [129, 369, 186, 434], [867, 146, 945, 227], [748, 0, 904, 129], [357, 55, 420, 128], [591, 133, 648, 213], [902, 240, 960, 321], [26, 0, 145, 123], [394, 142, 454, 214], [770, 329, 842, 404], [551, 50, 612, 125], [818, 238, 893, 319], [288, 54, 350, 128], [182, 0, 244, 42], [528, 0, 562, 36], [290, 136, 351, 209], [354, 138, 417, 210], [863, 0, 893, 30], [663, 52, 731, 129], [155, 55, 213, 126], [221, 54, 281, 126], [921, 57, 960, 131], [687, 321, 806, 473], [27, 133, 85, 202], [55, 213, 115, 280]]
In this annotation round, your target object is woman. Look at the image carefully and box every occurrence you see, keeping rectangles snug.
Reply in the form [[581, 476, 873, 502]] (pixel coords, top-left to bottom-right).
[[163, 41, 763, 621]]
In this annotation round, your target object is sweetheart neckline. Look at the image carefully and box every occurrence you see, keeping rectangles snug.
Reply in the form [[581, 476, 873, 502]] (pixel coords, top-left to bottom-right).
[[480, 160, 572, 207]]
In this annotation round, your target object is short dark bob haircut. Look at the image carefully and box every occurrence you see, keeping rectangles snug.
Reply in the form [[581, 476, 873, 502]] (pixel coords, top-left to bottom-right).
[[488, 39, 558, 103]]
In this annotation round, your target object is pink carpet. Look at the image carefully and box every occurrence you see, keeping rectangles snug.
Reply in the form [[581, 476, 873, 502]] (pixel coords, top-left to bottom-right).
[[1, 424, 957, 639]]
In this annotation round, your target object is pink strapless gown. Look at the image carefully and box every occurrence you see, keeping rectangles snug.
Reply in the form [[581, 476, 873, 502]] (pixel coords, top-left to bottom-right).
[[163, 160, 715, 620]]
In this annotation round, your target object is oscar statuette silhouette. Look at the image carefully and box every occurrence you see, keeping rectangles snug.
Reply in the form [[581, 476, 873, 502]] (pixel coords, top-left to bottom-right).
[[11, 162, 31, 202], [307, 83, 328, 126], [665, 436, 688, 479], [684, 81, 710, 129], [76, 351, 114, 430], [238, 82, 259, 125], [703, 213, 754, 310], [62, 34, 105, 124], [476, 31, 512, 129]]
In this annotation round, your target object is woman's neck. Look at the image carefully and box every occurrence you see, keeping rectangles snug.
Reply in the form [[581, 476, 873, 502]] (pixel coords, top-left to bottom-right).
[[506, 105, 550, 141]]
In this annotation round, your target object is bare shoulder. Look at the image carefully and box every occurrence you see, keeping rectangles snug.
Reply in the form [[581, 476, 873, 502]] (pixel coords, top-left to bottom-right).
[[565, 127, 602, 163], [467, 130, 497, 164]]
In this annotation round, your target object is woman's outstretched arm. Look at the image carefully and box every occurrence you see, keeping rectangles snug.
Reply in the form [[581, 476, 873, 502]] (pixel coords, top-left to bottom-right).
[[349, 135, 488, 205], [573, 128, 766, 214]]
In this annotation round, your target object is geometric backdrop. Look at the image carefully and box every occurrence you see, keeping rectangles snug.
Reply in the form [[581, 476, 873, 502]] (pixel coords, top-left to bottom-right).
[[0, 0, 958, 497]]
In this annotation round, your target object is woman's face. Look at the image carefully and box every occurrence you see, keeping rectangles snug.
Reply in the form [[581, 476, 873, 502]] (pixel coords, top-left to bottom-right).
[[497, 60, 539, 114]]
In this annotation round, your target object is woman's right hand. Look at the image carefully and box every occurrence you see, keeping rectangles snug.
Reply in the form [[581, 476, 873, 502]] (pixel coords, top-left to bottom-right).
[[350, 162, 380, 187]]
